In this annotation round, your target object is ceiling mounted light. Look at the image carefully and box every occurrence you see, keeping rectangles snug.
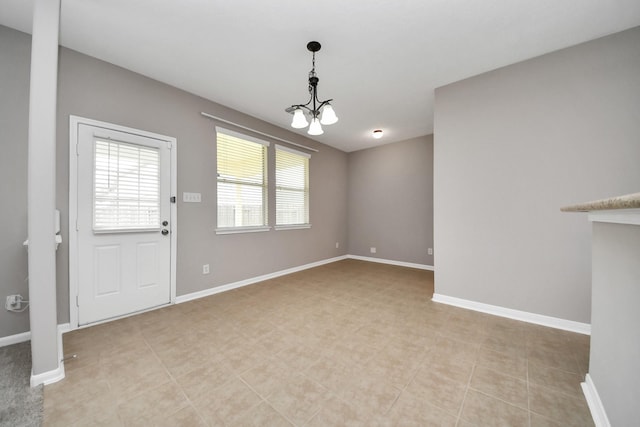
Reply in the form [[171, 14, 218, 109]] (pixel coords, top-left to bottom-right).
[[372, 129, 384, 139], [286, 41, 338, 136]]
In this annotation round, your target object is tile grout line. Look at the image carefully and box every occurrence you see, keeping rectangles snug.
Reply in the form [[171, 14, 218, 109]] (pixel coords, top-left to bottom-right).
[[236, 364, 306, 427], [526, 357, 532, 427], [44, 263, 591, 426], [455, 361, 476, 426], [139, 331, 205, 425], [385, 345, 433, 418]]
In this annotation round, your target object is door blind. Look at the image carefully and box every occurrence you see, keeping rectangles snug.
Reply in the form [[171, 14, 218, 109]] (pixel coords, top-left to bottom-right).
[[93, 139, 160, 231]]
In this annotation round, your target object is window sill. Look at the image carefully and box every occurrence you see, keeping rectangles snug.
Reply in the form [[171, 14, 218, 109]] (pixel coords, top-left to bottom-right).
[[274, 224, 312, 231], [216, 226, 271, 235]]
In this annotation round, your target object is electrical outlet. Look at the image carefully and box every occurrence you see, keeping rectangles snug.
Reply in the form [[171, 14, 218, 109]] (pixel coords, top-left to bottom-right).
[[370, 247, 376, 254], [202, 264, 210, 274], [335, 242, 339, 249], [428, 248, 433, 255], [5, 295, 21, 310]]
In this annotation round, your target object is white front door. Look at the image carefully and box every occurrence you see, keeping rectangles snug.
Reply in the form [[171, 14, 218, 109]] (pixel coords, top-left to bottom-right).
[[75, 121, 174, 325]]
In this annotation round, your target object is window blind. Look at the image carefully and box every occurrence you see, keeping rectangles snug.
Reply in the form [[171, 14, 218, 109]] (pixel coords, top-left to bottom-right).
[[94, 139, 160, 231], [217, 128, 269, 228], [275, 144, 310, 226]]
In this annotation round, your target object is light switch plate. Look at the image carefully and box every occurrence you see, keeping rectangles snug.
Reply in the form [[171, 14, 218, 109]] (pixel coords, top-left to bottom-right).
[[183, 192, 201, 203]]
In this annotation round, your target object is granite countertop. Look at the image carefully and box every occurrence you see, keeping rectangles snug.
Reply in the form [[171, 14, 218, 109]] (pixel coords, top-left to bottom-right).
[[561, 192, 640, 212]]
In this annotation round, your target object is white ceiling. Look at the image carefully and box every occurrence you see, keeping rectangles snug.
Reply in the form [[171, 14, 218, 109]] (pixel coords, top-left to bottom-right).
[[2, 1, 639, 152]]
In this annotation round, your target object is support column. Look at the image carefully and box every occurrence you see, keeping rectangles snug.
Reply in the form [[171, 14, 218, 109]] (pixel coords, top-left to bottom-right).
[[28, 0, 62, 386]]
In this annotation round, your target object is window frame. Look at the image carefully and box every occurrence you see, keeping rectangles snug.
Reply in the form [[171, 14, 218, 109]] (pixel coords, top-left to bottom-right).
[[215, 127, 270, 234], [274, 144, 311, 231]]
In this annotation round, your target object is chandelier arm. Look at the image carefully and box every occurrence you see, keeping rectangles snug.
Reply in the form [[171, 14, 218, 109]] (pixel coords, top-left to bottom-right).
[[317, 99, 333, 109], [286, 41, 336, 130], [290, 99, 332, 116], [290, 103, 314, 113]]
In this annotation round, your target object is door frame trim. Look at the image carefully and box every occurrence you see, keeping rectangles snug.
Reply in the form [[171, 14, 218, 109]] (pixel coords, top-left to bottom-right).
[[68, 115, 177, 330]]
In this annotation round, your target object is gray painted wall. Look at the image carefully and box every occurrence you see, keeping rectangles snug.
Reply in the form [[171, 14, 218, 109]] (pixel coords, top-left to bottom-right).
[[348, 135, 434, 266], [0, 26, 31, 338], [591, 221, 640, 425], [55, 48, 349, 323], [0, 25, 348, 336], [434, 27, 640, 323]]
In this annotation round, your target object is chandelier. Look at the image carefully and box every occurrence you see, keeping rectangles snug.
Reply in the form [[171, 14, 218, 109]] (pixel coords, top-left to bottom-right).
[[285, 41, 338, 136]]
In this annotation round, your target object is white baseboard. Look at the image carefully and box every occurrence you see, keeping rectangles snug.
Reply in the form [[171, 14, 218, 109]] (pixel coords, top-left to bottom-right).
[[30, 361, 64, 387], [0, 331, 31, 348], [581, 374, 611, 427], [176, 254, 435, 305], [346, 255, 434, 271], [58, 323, 71, 339], [29, 323, 70, 387], [432, 293, 591, 335], [176, 255, 349, 304]]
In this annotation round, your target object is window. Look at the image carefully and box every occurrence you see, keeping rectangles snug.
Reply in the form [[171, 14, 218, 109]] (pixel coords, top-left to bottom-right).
[[216, 127, 269, 232], [275, 144, 310, 228], [93, 139, 160, 232]]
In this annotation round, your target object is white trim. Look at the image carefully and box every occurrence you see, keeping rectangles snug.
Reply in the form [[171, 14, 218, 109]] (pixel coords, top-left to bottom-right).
[[202, 112, 318, 153], [274, 224, 312, 231], [176, 255, 348, 304], [30, 323, 70, 387], [216, 226, 271, 235], [68, 116, 79, 329], [170, 135, 178, 304], [68, 116, 178, 329], [275, 144, 311, 158], [58, 323, 71, 335], [216, 126, 270, 147], [30, 363, 64, 387], [588, 209, 640, 226], [57, 322, 71, 364], [581, 374, 611, 427], [346, 255, 434, 271], [432, 293, 591, 335], [72, 303, 172, 329], [0, 331, 31, 347]]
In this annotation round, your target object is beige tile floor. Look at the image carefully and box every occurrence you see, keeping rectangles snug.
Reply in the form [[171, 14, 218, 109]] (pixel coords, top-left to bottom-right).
[[44, 259, 594, 426]]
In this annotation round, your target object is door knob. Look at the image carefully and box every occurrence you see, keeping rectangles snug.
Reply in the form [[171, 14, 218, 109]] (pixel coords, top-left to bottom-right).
[[161, 229, 169, 235], [162, 220, 169, 226]]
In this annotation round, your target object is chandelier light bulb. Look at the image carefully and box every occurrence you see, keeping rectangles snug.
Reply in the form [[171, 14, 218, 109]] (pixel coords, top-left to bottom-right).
[[308, 117, 324, 135], [291, 108, 309, 128], [320, 104, 338, 125], [372, 129, 383, 139]]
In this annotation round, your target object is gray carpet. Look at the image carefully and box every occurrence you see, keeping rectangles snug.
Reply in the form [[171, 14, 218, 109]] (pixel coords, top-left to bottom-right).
[[0, 341, 43, 427]]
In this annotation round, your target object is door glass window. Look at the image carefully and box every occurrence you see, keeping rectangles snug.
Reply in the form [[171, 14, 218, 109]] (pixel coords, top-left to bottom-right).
[[93, 138, 160, 232]]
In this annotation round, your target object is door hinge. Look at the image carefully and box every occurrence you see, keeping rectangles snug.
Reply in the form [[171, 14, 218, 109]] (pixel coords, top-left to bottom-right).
[[170, 196, 176, 203], [75, 143, 79, 156], [75, 219, 79, 231], [76, 295, 79, 307]]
